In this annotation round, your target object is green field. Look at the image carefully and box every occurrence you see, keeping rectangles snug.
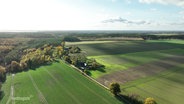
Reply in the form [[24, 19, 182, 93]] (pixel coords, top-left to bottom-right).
[[67, 40, 184, 56], [66, 40, 184, 104], [89, 48, 184, 78], [122, 64, 184, 104], [1, 61, 123, 104], [67, 40, 184, 78]]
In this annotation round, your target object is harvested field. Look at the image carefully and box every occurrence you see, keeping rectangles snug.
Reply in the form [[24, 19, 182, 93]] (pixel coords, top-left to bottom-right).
[[66, 41, 117, 45], [97, 55, 184, 86], [123, 64, 184, 104], [79, 37, 143, 41]]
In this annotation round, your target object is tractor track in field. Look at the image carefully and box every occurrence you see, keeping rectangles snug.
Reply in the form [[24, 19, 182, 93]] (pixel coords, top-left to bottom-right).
[[28, 72, 48, 104], [59, 61, 114, 104], [65, 70, 111, 104], [44, 68, 82, 104], [97, 55, 184, 86], [135, 86, 172, 103], [6, 74, 15, 104], [44, 65, 111, 104]]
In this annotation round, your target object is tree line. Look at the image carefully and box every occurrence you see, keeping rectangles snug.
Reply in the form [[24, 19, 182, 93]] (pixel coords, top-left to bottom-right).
[[0, 66, 6, 99], [0, 41, 104, 99], [63, 45, 104, 72]]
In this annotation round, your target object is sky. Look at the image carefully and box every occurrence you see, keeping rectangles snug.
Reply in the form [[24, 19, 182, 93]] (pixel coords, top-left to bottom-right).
[[0, 0, 184, 31]]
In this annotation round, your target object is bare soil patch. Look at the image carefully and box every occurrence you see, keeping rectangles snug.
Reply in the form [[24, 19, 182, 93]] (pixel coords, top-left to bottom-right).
[[97, 55, 184, 86]]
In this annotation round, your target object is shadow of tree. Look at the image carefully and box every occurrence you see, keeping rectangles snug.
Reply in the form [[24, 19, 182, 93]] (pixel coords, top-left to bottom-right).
[[98, 67, 106, 73], [115, 94, 143, 104], [0, 91, 5, 100]]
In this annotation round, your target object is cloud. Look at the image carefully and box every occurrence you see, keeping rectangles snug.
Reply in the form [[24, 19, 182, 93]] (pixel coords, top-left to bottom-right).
[[102, 17, 127, 23], [150, 8, 158, 11], [179, 11, 184, 14], [139, 0, 184, 7], [111, 0, 118, 2], [169, 22, 184, 25], [125, 0, 132, 4], [178, 11, 184, 19], [102, 17, 151, 25]]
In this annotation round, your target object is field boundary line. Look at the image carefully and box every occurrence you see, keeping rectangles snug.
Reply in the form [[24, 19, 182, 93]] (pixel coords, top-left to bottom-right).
[[65, 68, 112, 104], [62, 61, 109, 90], [43, 68, 82, 104], [61, 61, 131, 104], [28, 72, 48, 104]]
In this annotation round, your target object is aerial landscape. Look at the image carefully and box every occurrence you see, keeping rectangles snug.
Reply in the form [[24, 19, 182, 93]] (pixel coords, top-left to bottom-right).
[[0, 0, 184, 104]]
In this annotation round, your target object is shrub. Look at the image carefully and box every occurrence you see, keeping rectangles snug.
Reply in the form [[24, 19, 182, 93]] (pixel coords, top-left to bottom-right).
[[144, 97, 157, 104]]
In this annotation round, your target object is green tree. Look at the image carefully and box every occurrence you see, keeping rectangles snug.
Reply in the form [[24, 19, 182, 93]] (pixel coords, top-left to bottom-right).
[[61, 41, 65, 48], [0, 83, 4, 100], [144, 97, 157, 104], [69, 46, 81, 53], [86, 59, 104, 70], [0, 83, 1, 90], [109, 82, 121, 96]]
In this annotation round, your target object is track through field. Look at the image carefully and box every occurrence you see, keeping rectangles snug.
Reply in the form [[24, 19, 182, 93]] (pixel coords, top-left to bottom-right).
[[28, 72, 48, 104]]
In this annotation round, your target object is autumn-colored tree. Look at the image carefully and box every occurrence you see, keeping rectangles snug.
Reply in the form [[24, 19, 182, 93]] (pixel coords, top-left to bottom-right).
[[0, 66, 5, 74], [144, 97, 157, 104], [20, 61, 27, 70], [109, 82, 121, 96], [43, 45, 53, 56], [11, 61, 20, 72], [0, 66, 6, 82], [53, 46, 63, 58]]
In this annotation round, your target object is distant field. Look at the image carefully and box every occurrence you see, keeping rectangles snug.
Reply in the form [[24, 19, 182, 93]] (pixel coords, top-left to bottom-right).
[[147, 39, 184, 44], [66, 40, 184, 104], [67, 40, 183, 56], [66, 41, 117, 45], [1, 61, 123, 104], [79, 37, 143, 41]]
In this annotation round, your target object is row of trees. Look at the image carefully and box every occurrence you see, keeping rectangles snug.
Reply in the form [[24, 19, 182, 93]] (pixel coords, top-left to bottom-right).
[[141, 35, 184, 40], [63, 46, 104, 71], [109, 82, 157, 104]]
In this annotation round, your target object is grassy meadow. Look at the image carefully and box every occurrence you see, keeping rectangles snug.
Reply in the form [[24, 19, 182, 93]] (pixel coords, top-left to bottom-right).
[[1, 61, 123, 104]]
